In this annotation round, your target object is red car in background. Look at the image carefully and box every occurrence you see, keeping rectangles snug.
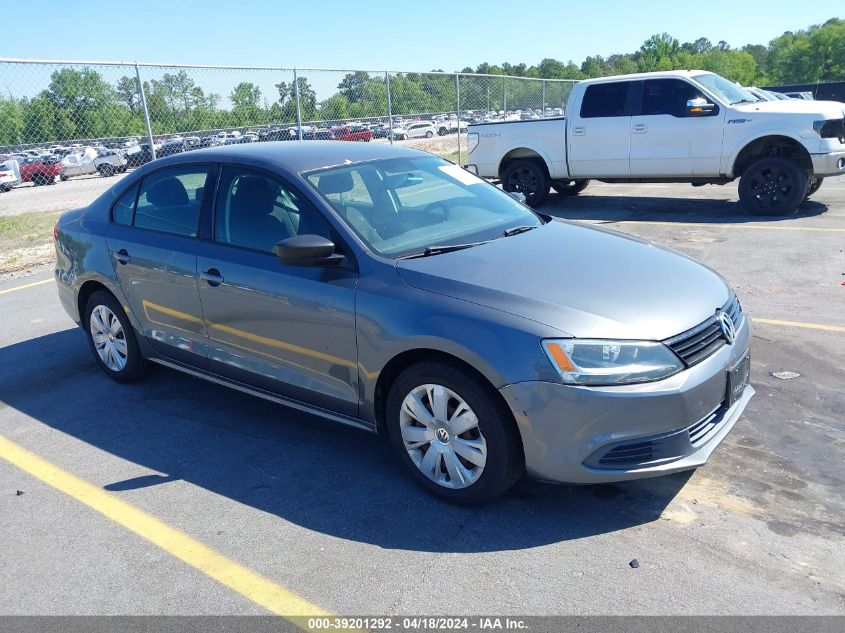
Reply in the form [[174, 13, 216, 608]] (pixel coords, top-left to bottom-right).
[[20, 157, 62, 186], [330, 126, 372, 142]]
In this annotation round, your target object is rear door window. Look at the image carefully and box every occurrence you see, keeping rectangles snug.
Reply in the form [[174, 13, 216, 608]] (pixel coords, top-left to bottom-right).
[[133, 166, 210, 237], [580, 82, 631, 118]]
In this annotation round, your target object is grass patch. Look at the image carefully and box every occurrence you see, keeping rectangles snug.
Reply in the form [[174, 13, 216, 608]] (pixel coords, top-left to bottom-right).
[[0, 211, 60, 247], [0, 211, 60, 274]]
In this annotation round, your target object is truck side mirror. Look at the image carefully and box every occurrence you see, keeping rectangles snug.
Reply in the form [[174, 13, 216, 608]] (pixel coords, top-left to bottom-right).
[[687, 98, 716, 116]]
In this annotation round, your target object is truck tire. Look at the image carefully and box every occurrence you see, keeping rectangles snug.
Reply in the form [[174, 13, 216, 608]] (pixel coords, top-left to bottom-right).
[[552, 179, 590, 196], [738, 157, 808, 216], [98, 164, 115, 177], [806, 176, 823, 199], [502, 159, 549, 207]]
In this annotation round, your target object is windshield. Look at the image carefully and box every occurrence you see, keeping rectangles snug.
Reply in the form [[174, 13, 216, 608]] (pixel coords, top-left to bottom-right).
[[306, 156, 542, 258], [692, 73, 760, 105]]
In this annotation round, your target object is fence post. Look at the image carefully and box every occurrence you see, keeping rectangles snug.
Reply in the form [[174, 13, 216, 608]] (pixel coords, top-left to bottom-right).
[[135, 63, 156, 160], [386, 71, 394, 145], [293, 68, 303, 141], [502, 75, 507, 114], [542, 80, 546, 118], [455, 73, 461, 166]]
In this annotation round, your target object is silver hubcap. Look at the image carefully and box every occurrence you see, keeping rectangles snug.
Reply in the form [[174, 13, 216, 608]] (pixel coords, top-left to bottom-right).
[[399, 384, 487, 489], [89, 305, 128, 371]]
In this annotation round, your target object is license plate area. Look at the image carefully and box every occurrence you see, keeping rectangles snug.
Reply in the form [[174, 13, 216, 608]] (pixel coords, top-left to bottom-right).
[[726, 352, 750, 408]]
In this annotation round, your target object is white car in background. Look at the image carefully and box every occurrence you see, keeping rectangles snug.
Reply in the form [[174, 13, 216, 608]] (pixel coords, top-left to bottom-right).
[[0, 159, 21, 192], [60, 147, 128, 180], [392, 121, 437, 140]]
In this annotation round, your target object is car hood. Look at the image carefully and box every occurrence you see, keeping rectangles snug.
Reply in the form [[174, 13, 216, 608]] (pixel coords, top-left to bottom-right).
[[734, 99, 845, 118], [395, 220, 731, 340]]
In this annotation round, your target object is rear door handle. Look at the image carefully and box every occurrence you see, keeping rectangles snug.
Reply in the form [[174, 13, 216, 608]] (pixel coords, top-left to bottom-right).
[[200, 268, 224, 287], [112, 249, 131, 265], [632, 123, 648, 133], [572, 126, 586, 136]]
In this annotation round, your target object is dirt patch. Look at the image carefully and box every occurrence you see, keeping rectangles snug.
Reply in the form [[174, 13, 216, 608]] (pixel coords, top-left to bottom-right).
[[0, 211, 59, 275]]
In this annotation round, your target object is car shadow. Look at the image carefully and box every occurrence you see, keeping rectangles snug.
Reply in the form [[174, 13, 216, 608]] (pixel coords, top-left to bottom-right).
[[1, 329, 692, 553], [537, 191, 828, 225]]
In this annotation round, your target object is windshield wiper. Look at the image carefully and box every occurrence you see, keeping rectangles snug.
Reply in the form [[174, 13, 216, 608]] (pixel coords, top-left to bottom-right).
[[501, 225, 538, 237], [400, 241, 489, 259]]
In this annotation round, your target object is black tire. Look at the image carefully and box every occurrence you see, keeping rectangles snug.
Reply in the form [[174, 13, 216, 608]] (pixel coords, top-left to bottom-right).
[[552, 179, 590, 196], [83, 290, 149, 383], [60, 174, 69, 182], [425, 130, 434, 138], [385, 360, 524, 505], [438, 127, 447, 136], [98, 164, 115, 177], [738, 157, 808, 216], [31, 173, 46, 186], [502, 158, 549, 207], [806, 176, 824, 198]]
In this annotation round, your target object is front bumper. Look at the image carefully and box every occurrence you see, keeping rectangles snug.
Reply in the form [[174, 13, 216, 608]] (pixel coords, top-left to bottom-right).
[[499, 319, 753, 484], [811, 151, 845, 177]]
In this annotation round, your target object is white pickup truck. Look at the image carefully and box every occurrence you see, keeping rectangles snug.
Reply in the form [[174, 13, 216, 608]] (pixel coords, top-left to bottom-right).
[[465, 70, 845, 215]]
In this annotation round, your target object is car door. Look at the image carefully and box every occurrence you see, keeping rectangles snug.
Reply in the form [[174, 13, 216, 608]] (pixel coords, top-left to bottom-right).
[[568, 81, 633, 178], [629, 78, 726, 177], [195, 166, 359, 416], [106, 164, 213, 366]]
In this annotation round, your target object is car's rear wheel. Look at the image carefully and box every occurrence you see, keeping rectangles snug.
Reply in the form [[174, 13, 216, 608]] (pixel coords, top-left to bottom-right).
[[738, 157, 807, 216], [806, 176, 823, 198], [386, 361, 524, 505], [425, 130, 434, 138], [98, 164, 115, 177], [502, 159, 549, 207], [552, 179, 590, 196], [31, 173, 47, 186], [84, 290, 148, 383]]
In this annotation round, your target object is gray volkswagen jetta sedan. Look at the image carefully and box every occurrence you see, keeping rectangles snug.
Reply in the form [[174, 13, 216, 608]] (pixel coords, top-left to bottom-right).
[[54, 141, 753, 504]]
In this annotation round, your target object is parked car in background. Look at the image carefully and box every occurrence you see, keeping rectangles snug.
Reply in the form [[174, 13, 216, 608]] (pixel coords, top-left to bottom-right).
[[61, 147, 128, 180], [467, 70, 845, 214], [784, 91, 814, 100], [330, 126, 373, 142], [19, 155, 61, 186], [393, 121, 437, 140], [54, 141, 753, 504], [0, 159, 21, 192], [125, 144, 154, 168]]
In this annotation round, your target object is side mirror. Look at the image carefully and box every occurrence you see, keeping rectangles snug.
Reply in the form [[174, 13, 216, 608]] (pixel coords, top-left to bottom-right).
[[687, 98, 716, 115], [274, 234, 344, 267], [508, 191, 527, 204]]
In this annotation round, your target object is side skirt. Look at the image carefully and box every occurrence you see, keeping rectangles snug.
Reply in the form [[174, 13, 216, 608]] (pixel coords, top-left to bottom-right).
[[148, 357, 377, 434]]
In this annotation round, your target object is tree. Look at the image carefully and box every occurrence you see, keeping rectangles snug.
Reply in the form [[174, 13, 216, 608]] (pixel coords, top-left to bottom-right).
[[230, 82, 262, 125], [337, 71, 371, 102], [116, 76, 139, 114]]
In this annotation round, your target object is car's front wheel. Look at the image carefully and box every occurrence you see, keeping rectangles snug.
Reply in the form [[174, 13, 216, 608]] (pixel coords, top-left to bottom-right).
[[98, 164, 115, 177], [806, 176, 824, 199], [552, 179, 590, 196], [84, 290, 149, 383], [386, 361, 524, 504]]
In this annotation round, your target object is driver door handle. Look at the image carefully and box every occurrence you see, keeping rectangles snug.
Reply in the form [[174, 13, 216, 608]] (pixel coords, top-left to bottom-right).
[[112, 249, 131, 265], [200, 268, 224, 287]]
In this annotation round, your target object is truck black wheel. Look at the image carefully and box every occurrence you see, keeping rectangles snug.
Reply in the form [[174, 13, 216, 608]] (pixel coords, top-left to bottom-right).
[[502, 159, 549, 207], [552, 179, 590, 196], [738, 157, 807, 216], [98, 164, 115, 177], [806, 176, 823, 199]]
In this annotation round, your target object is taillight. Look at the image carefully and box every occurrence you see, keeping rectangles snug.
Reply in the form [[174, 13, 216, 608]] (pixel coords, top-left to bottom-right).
[[53, 223, 59, 241]]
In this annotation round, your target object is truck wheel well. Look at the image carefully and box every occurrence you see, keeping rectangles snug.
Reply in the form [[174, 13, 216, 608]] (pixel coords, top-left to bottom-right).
[[373, 349, 509, 435], [733, 136, 812, 177], [498, 149, 550, 181]]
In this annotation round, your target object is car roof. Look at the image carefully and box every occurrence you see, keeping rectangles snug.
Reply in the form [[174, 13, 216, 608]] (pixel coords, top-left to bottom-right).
[[580, 70, 712, 85], [142, 140, 431, 175]]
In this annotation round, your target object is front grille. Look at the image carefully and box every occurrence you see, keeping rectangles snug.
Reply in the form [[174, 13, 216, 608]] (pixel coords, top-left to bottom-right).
[[663, 295, 742, 367], [585, 400, 728, 470]]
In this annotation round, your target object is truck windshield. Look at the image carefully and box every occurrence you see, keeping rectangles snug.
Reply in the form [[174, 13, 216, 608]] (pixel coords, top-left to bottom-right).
[[306, 156, 542, 258], [692, 73, 761, 105]]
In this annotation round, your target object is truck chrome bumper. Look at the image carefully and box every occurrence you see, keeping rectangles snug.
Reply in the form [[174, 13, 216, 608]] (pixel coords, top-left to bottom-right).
[[811, 152, 845, 177]]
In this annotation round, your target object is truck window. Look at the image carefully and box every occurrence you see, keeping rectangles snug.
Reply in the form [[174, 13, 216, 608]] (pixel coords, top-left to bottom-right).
[[641, 79, 706, 117], [580, 82, 631, 118]]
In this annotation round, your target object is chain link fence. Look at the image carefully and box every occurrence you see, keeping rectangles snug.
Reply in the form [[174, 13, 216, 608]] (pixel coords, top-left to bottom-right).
[[0, 58, 575, 187]]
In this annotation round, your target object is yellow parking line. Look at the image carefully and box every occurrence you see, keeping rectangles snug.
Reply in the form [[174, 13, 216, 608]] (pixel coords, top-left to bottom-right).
[[0, 434, 332, 626], [593, 220, 845, 233], [754, 317, 845, 333], [0, 278, 53, 295]]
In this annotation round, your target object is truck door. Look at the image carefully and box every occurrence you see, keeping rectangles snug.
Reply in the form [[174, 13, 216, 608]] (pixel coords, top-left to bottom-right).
[[629, 78, 725, 177], [568, 81, 633, 178]]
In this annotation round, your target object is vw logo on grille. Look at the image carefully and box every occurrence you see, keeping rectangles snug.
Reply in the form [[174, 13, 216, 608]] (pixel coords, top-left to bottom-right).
[[717, 310, 736, 344]]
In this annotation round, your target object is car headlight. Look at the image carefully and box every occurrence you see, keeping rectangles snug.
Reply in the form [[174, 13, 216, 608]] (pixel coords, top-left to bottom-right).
[[542, 339, 683, 386]]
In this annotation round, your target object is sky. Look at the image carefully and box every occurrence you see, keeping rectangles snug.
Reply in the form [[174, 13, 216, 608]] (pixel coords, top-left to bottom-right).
[[3, 0, 843, 72]]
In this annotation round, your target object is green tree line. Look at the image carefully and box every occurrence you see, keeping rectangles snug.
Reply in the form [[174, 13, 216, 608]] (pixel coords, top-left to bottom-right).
[[1, 18, 842, 146]]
